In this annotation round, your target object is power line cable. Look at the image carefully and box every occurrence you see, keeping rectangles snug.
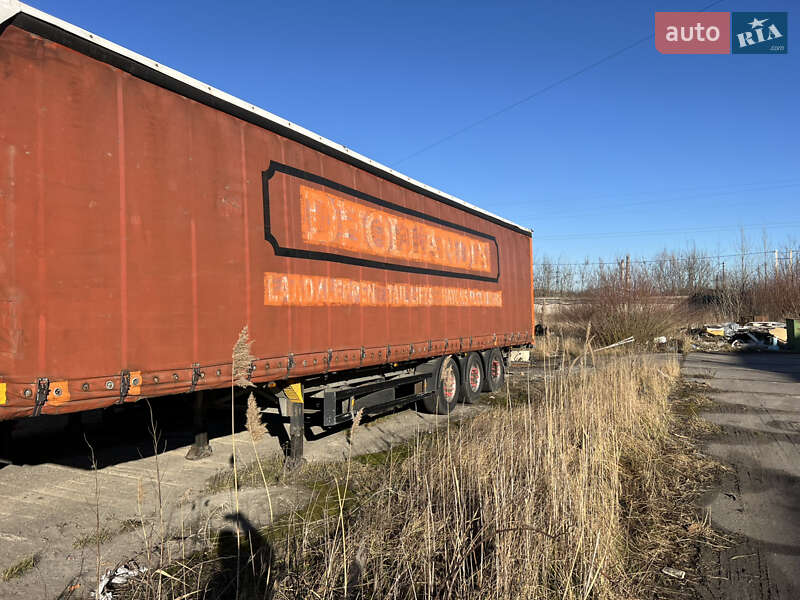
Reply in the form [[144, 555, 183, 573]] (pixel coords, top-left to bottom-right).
[[536, 181, 800, 221], [535, 220, 800, 241], [541, 176, 800, 209], [392, 0, 726, 166], [534, 248, 800, 268]]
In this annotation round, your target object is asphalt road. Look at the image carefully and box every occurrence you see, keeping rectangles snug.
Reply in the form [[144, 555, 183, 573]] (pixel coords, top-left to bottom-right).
[[683, 351, 800, 599]]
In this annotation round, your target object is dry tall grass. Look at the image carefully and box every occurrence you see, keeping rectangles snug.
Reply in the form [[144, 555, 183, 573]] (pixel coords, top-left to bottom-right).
[[126, 353, 706, 600], [530, 331, 585, 361], [284, 356, 679, 599]]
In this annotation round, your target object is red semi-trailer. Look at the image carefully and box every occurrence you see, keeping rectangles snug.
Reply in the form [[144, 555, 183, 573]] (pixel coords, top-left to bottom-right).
[[0, 2, 533, 463]]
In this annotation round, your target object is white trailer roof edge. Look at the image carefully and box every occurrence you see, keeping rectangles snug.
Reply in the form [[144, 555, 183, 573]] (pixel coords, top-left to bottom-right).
[[2, 1, 531, 236]]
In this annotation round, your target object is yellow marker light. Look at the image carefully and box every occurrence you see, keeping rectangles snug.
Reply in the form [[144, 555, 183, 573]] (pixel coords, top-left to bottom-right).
[[0, 382, 6, 405]]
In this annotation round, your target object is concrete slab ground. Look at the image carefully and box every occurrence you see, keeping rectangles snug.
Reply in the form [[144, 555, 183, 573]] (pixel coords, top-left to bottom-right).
[[0, 391, 485, 598], [683, 351, 800, 599]]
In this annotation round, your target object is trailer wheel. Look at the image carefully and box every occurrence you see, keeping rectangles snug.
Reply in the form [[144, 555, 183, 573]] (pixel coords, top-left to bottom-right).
[[420, 355, 460, 414], [481, 348, 505, 393], [461, 352, 484, 403]]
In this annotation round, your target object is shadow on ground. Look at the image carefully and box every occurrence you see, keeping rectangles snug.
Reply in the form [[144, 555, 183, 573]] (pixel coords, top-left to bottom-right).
[[4, 390, 250, 470]]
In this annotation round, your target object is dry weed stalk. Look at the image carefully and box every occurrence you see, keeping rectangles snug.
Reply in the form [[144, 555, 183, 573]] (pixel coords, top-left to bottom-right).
[[245, 393, 267, 442], [243, 390, 276, 524], [83, 436, 102, 597], [232, 325, 256, 389], [231, 326, 256, 600]]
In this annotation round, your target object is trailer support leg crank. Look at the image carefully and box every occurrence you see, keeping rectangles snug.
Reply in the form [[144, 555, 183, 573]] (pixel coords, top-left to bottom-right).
[[185, 390, 212, 460]]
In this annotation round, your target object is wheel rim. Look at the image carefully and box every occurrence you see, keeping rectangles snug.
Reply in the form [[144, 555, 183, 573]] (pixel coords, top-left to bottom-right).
[[442, 363, 457, 402], [491, 358, 501, 381], [469, 364, 481, 392]]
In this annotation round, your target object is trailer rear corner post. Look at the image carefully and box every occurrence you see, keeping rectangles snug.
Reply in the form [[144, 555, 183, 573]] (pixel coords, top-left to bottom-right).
[[185, 390, 212, 460], [279, 383, 305, 471]]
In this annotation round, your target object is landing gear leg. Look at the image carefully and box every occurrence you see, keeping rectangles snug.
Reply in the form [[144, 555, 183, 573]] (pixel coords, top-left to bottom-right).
[[0, 420, 13, 466], [66, 412, 82, 436], [278, 384, 304, 471], [185, 390, 212, 460]]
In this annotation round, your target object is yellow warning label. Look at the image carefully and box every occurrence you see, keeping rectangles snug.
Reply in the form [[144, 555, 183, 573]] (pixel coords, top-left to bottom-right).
[[284, 382, 303, 404]]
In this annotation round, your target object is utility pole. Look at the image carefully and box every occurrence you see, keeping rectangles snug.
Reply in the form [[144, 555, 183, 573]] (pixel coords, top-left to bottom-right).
[[722, 261, 726, 289], [774, 249, 779, 276], [555, 265, 560, 297], [740, 251, 745, 295], [624, 254, 631, 292]]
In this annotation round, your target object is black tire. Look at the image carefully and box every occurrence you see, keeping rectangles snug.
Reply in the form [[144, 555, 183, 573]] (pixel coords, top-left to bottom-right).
[[481, 348, 505, 393], [419, 355, 461, 414], [461, 352, 484, 403]]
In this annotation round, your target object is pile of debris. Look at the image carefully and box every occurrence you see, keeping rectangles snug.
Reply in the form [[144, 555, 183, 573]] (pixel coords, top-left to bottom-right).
[[693, 321, 788, 352], [90, 563, 148, 599]]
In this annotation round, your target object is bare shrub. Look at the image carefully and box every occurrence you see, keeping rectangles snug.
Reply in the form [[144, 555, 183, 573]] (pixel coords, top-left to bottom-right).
[[562, 283, 691, 347], [536, 244, 800, 324], [729, 275, 800, 320]]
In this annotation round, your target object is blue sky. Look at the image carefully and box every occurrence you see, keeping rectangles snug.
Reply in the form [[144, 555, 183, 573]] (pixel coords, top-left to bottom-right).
[[25, 0, 799, 264]]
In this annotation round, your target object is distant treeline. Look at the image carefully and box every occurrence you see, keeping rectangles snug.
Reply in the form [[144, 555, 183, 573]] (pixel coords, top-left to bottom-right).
[[535, 243, 800, 321]]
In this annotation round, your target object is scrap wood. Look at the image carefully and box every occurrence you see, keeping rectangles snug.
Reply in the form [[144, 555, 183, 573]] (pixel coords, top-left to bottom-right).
[[769, 327, 787, 343], [596, 337, 634, 352]]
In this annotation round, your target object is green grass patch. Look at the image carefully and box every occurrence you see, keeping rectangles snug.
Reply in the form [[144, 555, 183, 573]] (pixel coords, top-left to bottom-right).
[[204, 454, 284, 494], [354, 442, 414, 467], [119, 518, 141, 533], [2, 554, 38, 581], [73, 527, 116, 549]]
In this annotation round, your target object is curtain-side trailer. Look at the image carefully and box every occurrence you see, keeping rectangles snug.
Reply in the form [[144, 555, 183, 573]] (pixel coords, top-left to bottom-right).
[[0, 1, 534, 465]]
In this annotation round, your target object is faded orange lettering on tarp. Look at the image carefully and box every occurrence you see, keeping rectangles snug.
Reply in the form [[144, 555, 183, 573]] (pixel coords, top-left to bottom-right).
[[300, 185, 491, 274], [264, 273, 502, 308]]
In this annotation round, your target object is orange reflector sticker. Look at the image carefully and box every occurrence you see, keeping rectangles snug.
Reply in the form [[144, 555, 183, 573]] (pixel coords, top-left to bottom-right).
[[129, 371, 142, 396], [48, 380, 71, 406]]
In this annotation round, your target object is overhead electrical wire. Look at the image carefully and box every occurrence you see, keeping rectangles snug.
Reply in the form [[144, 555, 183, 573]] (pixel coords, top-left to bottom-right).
[[541, 176, 800, 211], [391, 0, 726, 165], [535, 220, 800, 241], [534, 248, 800, 268], [537, 181, 800, 221]]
